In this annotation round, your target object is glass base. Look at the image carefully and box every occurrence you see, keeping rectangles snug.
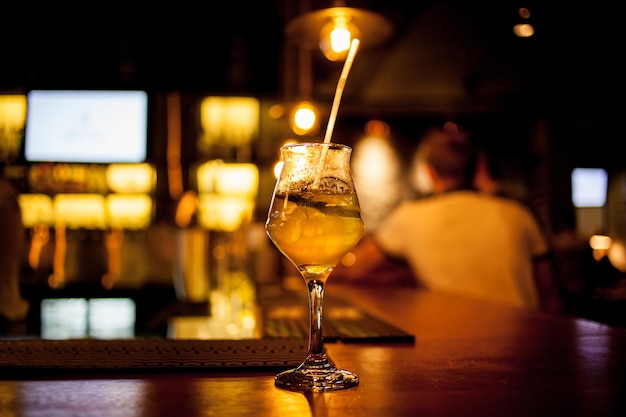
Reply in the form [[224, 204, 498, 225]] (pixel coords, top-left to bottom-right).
[[275, 366, 359, 392]]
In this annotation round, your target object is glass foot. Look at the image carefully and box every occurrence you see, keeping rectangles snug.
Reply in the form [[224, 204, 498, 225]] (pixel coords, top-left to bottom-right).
[[275, 366, 359, 392]]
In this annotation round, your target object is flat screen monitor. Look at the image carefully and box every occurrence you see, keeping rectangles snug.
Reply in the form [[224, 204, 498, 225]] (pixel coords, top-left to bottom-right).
[[24, 90, 148, 163], [571, 167, 608, 208]]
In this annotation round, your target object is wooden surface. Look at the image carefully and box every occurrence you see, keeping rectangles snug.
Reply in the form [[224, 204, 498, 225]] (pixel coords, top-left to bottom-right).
[[1, 283, 626, 416]]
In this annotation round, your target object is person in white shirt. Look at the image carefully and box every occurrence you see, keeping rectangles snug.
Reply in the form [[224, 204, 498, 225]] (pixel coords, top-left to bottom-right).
[[335, 122, 565, 314]]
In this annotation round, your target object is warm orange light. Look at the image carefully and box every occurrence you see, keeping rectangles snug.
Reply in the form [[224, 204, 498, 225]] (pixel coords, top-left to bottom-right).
[[106, 194, 153, 229], [268, 104, 285, 119], [28, 225, 49, 270], [53, 194, 107, 229], [290, 101, 319, 136], [174, 190, 198, 228], [166, 90, 184, 200], [273, 161, 284, 180], [197, 194, 255, 232], [199, 97, 260, 149], [102, 229, 124, 289], [353, 136, 401, 184], [513, 23, 534, 38], [197, 161, 259, 196], [0, 95, 26, 126], [106, 163, 155, 194], [329, 17, 351, 53], [294, 107, 316, 130], [340, 251, 357, 267], [608, 240, 626, 272], [196, 161, 259, 231], [0, 94, 27, 162], [514, 7, 534, 37], [590, 234, 612, 251], [319, 16, 361, 61], [590, 234, 612, 262], [18, 194, 54, 227], [50, 224, 67, 288], [215, 164, 259, 196]]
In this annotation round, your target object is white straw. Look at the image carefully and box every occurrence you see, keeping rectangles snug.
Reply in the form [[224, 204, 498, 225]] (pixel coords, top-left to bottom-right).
[[323, 38, 360, 144]]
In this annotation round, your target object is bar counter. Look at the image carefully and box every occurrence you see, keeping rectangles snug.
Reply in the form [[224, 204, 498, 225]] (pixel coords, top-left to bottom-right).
[[1, 283, 625, 416]]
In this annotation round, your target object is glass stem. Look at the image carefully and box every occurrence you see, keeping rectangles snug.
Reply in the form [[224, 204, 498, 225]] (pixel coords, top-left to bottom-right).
[[307, 279, 325, 357]]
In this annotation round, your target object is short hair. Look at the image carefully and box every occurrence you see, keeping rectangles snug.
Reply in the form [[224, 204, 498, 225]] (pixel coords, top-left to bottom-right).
[[422, 122, 476, 184]]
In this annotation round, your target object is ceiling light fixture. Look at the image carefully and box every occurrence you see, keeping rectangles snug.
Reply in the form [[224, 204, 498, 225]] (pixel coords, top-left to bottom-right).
[[285, 6, 392, 61]]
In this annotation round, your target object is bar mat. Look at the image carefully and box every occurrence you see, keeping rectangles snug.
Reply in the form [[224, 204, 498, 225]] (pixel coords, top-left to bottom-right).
[[259, 287, 415, 344], [0, 338, 307, 374]]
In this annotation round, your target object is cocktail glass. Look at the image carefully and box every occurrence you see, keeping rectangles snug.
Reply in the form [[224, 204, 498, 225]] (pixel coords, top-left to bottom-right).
[[266, 142, 365, 391]]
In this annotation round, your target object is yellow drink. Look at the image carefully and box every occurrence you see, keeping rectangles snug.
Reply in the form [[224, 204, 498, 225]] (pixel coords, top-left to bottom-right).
[[267, 142, 362, 391], [266, 191, 364, 280]]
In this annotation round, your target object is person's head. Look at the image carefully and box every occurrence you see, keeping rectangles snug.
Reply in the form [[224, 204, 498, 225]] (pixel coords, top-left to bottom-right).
[[419, 122, 476, 193]]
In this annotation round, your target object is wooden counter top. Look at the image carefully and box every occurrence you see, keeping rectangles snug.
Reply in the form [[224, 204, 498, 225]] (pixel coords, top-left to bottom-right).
[[1, 284, 625, 416]]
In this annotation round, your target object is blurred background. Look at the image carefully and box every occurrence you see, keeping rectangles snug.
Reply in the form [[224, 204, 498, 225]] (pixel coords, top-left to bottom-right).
[[1, 0, 624, 337]]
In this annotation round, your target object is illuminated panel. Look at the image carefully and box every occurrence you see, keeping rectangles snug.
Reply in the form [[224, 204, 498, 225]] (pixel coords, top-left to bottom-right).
[[0, 94, 27, 127], [572, 168, 608, 208], [0, 94, 27, 163], [197, 194, 255, 232], [199, 96, 260, 148], [196, 160, 219, 193], [197, 161, 258, 196], [196, 161, 258, 231], [27, 163, 108, 194], [214, 163, 258, 196], [40, 298, 88, 339], [106, 163, 156, 194], [18, 194, 54, 227], [106, 194, 153, 229], [24, 90, 148, 163], [89, 298, 136, 339], [53, 194, 107, 229], [40, 298, 136, 340]]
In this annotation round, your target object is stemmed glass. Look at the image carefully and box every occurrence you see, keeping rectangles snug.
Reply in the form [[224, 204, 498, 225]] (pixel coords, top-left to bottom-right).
[[266, 142, 365, 391]]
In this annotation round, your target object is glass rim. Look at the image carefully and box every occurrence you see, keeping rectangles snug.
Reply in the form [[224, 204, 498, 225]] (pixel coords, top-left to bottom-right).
[[281, 142, 352, 151]]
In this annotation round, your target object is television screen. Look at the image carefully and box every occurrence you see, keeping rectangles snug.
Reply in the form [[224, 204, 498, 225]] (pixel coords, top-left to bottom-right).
[[24, 90, 148, 163], [571, 167, 608, 208]]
